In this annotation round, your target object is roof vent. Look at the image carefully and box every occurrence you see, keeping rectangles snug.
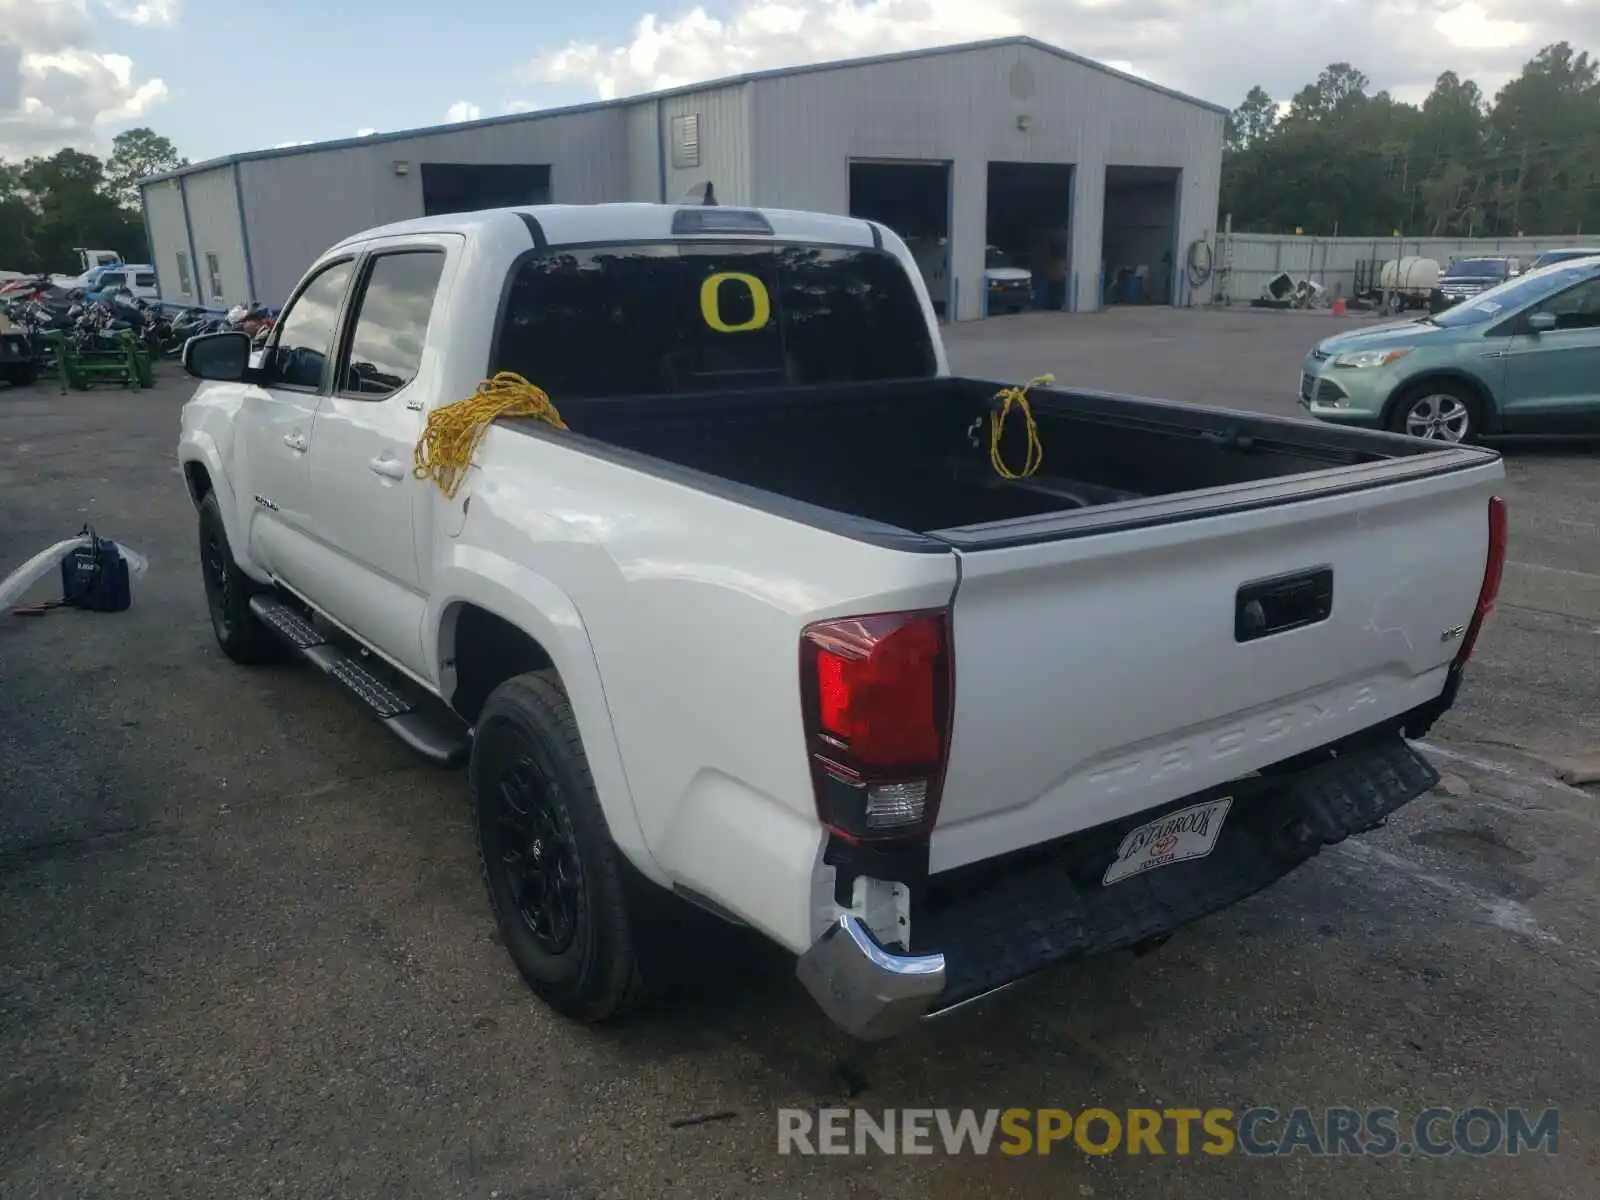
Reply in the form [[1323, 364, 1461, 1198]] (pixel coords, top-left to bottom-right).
[[670, 113, 701, 169]]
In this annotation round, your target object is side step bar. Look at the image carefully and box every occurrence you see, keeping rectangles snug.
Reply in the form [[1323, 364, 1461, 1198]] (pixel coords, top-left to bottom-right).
[[249, 594, 471, 766]]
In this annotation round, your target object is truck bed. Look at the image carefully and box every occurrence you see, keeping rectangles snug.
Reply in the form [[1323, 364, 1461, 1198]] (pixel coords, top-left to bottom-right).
[[539, 377, 1486, 546], [520, 374, 1502, 878]]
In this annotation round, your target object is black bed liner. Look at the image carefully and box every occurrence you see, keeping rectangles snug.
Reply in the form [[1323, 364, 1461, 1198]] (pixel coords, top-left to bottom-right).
[[504, 377, 1499, 552]]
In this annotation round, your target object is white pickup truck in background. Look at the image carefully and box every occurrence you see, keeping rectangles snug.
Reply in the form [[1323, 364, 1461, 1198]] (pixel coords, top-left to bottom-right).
[[176, 201, 1508, 1039]]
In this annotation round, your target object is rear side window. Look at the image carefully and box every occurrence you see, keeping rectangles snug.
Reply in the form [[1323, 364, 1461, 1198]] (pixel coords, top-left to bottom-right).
[[339, 251, 446, 397], [136, 272, 156, 288], [492, 242, 937, 399]]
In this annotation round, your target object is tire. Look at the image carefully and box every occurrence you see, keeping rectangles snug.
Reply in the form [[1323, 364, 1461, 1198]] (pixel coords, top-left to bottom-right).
[[1, 362, 37, 387], [1387, 383, 1481, 444], [472, 671, 650, 1023], [196, 490, 281, 664]]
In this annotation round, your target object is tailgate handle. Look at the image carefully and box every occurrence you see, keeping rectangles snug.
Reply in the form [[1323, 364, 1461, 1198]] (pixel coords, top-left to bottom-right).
[[1236, 566, 1333, 643]]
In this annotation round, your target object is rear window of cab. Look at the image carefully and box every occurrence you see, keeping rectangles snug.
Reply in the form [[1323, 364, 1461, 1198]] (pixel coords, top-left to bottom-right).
[[492, 242, 938, 399]]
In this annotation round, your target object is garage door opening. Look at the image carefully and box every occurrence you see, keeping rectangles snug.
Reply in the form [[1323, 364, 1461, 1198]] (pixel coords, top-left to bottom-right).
[[849, 160, 952, 317], [986, 162, 1074, 314], [1101, 166, 1180, 306], [420, 163, 552, 216]]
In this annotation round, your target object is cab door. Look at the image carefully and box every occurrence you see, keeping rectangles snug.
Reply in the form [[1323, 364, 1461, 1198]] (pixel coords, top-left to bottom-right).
[[297, 239, 455, 678], [237, 257, 357, 588], [1499, 275, 1600, 434]]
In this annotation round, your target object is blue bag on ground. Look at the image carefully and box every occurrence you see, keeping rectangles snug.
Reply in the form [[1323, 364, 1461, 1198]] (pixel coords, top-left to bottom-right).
[[60, 525, 132, 612]]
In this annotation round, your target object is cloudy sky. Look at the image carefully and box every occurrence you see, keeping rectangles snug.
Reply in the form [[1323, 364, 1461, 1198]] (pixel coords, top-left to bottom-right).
[[2, 0, 1595, 164]]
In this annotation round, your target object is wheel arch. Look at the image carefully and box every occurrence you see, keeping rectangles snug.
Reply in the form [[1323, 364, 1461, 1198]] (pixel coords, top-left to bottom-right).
[[177, 434, 272, 582], [1382, 370, 1502, 435], [430, 555, 664, 885], [183, 459, 214, 505]]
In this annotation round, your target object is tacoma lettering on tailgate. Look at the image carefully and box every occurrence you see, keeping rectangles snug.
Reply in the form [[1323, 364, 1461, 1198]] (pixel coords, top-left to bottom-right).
[[1086, 684, 1381, 797]]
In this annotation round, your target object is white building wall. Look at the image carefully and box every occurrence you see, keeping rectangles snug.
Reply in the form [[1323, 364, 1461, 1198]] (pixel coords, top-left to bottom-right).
[[236, 107, 631, 305], [624, 101, 663, 202], [183, 166, 250, 309], [748, 42, 1225, 318], [659, 85, 753, 207], [152, 40, 1223, 317], [141, 177, 195, 306]]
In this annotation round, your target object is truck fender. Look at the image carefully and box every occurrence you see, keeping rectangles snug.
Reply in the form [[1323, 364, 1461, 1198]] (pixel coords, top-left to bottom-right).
[[177, 431, 270, 582], [428, 548, 665, 885]]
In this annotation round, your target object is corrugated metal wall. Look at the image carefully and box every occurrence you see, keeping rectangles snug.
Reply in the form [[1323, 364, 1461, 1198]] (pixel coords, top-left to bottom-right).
[[747, 43, 1224, 320], [236, 107, 632, 305], [658, 85, 753, 206], [624, 102, 662, 201], [1218, 232, 1589, 303], [183, 166, 249, 308], [141, 177, 194, 307]]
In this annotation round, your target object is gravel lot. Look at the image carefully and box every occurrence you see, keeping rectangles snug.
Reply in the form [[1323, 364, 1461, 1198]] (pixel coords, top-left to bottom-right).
[[3, 307, 1597, 1199]]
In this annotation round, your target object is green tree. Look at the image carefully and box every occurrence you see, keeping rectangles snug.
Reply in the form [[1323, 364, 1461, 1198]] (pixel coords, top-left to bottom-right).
[[0, 162, 42, 271], [1226, 86, 1278, 152], [1484, 43, 1600, 235], [16, 149, 148, 273], [105, 127, 188, 210], [1219, 46, 1600, 237], [1284, 63, 1371, 123]]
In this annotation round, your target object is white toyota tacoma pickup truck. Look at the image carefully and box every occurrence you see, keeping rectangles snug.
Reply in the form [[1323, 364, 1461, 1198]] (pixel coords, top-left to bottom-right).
[[176, 201, 1508, 1039]]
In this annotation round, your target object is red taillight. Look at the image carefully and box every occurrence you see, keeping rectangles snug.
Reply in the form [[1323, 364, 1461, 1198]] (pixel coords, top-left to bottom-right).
[[800, 609, 952, 841], [1455, 495, 1507, 666]]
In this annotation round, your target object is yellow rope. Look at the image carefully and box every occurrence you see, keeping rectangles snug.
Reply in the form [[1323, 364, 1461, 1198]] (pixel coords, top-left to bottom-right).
[[413, 372, 568, 499], [989, 374, 1052, 480]]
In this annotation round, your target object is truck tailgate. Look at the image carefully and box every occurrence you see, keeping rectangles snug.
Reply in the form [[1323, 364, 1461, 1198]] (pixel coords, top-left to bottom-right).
[[929, 458, 1502, 873]]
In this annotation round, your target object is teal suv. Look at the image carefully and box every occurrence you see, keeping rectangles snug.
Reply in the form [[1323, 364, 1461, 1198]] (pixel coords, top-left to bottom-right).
[[1300, 257, 1600, 441]]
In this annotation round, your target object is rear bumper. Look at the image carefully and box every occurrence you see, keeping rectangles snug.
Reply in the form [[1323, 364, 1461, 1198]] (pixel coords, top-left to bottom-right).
[[797, 731, 1440, 1038], [796, 914, 947, 1040]]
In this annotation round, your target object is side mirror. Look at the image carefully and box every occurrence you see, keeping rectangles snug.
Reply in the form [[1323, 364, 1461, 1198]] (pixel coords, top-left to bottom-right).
[[1526, 311, 1557, 335], [182, 330, 253, 380]]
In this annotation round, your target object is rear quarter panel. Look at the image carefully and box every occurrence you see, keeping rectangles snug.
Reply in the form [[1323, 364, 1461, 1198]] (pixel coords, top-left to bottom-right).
[[450, 425, 960, 952]]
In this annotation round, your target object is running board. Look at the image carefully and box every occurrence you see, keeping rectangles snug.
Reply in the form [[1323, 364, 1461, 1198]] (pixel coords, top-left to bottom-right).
[[249, 594, 470, 766]]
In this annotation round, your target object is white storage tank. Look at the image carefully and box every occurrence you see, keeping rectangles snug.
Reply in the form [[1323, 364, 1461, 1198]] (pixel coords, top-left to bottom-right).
[[1379, 257, 1441, 294]]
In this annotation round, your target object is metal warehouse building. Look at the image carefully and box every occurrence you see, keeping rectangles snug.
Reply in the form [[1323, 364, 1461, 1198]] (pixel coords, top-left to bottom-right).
[[140, 36, 1225, 322]]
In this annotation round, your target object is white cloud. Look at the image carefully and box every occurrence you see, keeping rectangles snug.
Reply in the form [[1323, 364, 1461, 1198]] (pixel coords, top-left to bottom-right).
[[356, 126, 377, 136], [518, 0, 1599, 113], [0, 0, 172, 159], [99, 0, 180, 28], [445, 100, 482, 122]]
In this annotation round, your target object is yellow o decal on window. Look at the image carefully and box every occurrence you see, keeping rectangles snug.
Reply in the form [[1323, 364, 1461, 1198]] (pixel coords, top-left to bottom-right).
[[700, 271, 771, 333]]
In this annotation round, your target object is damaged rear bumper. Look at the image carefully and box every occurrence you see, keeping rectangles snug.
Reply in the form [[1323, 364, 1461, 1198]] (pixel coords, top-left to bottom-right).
[[796, 731, 1440, 1039]]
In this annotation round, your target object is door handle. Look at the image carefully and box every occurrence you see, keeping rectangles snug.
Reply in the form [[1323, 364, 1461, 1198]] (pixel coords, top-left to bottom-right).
[[368, 456, 407, 481], [283, 432, 308, 452]]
